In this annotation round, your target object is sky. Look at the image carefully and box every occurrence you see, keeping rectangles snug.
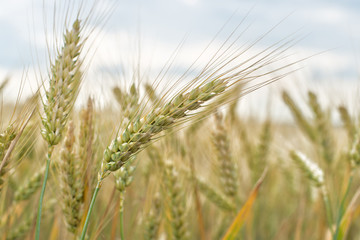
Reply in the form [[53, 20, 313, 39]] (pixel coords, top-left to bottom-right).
[[0, 0, 360, 120]]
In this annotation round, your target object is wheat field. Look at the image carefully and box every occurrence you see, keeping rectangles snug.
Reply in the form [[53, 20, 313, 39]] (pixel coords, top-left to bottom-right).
[[0, 1, 359, 240]]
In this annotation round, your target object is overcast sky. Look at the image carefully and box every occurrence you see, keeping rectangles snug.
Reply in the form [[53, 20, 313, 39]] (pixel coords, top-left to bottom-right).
[[1, 0, 360, 118]]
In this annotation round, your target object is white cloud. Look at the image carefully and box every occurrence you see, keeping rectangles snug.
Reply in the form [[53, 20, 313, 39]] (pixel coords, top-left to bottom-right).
[[180, 0, 200, 6]]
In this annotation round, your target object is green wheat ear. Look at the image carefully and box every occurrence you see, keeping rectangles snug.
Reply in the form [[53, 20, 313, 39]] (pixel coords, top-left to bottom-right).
[[144, 193, 163, 240], [41, 19, 83, 146], [36, 19, 84, 240], [212, 111, 239, 202], [163, 160, 189, 240], [282, 90, 316, 142], [307, 91, 334, 164], [338, 105, 355, 141], [59, 121, 84, 234]]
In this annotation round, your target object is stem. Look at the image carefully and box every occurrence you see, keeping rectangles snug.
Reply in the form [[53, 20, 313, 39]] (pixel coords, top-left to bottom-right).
[[80, 181, 101, 240], [321, 186, 334, 236], [35, 146, 53, 240], [119, 192, 125, 240], [189, 155, 206, 240], [333, 175, 353, 240]]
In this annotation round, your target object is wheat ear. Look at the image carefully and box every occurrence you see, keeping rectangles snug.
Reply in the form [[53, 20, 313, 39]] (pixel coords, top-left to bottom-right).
[[36, 19, 83, 240], [114, 157, 136, 240], [307, 91, 334, 164], [0, 125, 16, 192], [338, 105, 355, 142], [78, 97, 98, 220], [99, 79, 227, 179], [14, 168, 43, 202], [349, 133, 360, 169], [282, 90, 317, 142], [144, 83, 160, 103], [163, 160, 188, 240], [59, 121, 85, 234], [196, 176, 236, 212], [212, 112, 239, 201], [253, 120, 272, 181], [290, 150, 333, 232], [144, 193, 162, 240], [113, 83, 140, 121]]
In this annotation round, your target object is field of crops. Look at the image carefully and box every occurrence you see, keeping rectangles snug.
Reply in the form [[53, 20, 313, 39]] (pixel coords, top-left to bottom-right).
[[0, 1, 359, 240]]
